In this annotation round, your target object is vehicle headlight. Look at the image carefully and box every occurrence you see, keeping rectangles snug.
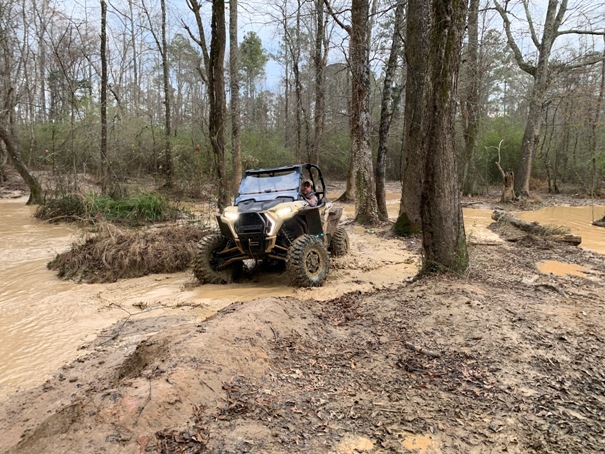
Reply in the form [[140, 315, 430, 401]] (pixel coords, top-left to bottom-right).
[[223, 210, 239, 221], [275, 206, 293, 218]]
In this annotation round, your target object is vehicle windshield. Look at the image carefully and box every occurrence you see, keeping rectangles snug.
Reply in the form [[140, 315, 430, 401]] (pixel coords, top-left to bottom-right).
[[238, 170, 300, 195]]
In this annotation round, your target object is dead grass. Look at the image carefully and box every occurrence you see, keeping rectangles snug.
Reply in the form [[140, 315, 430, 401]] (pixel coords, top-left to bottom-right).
[[48, 224, 210, 283]]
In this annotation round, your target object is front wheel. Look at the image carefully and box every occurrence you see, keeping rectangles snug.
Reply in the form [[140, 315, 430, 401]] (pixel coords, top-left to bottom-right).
[[193, 233, 241, 284], [286, 234, 329, 287], [329, 227, 350, 256]]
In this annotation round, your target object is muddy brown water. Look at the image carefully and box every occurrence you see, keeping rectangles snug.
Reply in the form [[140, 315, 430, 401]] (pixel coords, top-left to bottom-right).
[[1, 197, 604, 400]]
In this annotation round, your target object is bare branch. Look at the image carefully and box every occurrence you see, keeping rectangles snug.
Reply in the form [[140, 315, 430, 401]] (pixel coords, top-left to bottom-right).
[[558, 29, 605, 37], [493, 1, 536, 76], [522, 0, 540, 48], [323, 0, 350, 34]]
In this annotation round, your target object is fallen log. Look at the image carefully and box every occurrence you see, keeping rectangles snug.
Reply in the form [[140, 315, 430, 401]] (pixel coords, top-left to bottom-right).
[[491, 210, 582, 246], [593, 215, 605, 228]]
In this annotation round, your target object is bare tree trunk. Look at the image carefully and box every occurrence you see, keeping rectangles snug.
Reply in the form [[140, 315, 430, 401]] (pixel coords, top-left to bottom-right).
[[100, 0, 109, 193], [0, 124, 43, 204], [419, 0, 468, 272], [494, 0, 570, 197], [128, 0, 140, 108], [495, 141, 515, 202], [397, 0, 430, 232], [209, 0, 229, 209], [350, 0, 378, 225], [160, 0, 173, 188], [312, 0, 327, 166], [143, 0, 173, 187], [338, 68, 356, 202], [229, 0, 242, 196], [292, 0, 303, 162], [460, 0, 480, 195], [376, 0, 404, 221], [33, 0, 48, 122], [0, 142, 6, 183], [589, 38, 605, 197]]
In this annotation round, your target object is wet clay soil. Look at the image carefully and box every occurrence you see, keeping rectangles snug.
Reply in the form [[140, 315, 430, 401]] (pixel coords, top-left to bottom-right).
[[1, 181, 605, 453]]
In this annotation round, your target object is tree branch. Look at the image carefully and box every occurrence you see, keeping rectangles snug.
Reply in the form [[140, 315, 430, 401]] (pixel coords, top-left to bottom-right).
[[493, 1, 536, 76], [558, 29, 605, 36], [522, 0, 540, 49], [323, 0, 350, 34]]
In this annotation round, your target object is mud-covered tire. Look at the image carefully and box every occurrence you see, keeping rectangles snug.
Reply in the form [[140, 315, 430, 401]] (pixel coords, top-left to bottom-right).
[[329, 227, 350, 257], [286, 234, 329, 287], [193, 233, 241, 284]]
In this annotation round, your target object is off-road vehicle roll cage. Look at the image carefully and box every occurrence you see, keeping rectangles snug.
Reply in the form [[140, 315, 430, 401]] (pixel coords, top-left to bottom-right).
[[193, 163, 349, 287]]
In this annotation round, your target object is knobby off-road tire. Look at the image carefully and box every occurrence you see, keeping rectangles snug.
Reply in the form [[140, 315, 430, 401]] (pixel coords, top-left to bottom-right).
[[193, 233, 241, 284], [329, 227, 350, 256], [286, 234, 329, 287]]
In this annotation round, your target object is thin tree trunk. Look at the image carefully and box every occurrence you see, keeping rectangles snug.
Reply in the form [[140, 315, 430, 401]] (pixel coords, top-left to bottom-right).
[[229, 0, 242, 196], [312, 0, 327, 166], [100, 0, 109, 193], [209, 0, 229, 209], [589, 38, 605, 196], [160, 0, 173, 188], [350, 0, 379, 225], [461, 0, 480, 195], [376, 0, 404, 221]]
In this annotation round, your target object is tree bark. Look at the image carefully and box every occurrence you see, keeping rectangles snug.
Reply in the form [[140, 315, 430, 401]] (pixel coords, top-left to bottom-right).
[[419, 0, 469, 273], [229, 0, 242, 196], [460, 0, 480, 195], [398, 0, 430, 231], [0, 124, 43, 204], [312, 0, 328, 166], [494, 0, 570, 197], [100, 0, 109, 194], [209, 0, 229, 210], [160, 0, 173, 188], [376, 0, 404, 221], [350, 0, 379, 225]]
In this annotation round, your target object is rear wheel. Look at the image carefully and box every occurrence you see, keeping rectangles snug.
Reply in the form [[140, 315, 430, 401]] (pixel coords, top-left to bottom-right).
[[329, 227, 350, 257], [193, 233, 241, 284], [286, 234, 329, 287]]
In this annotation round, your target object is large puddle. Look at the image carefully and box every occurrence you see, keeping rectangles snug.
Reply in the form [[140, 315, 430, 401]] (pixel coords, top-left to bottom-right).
[[1, 197, 603, 399]]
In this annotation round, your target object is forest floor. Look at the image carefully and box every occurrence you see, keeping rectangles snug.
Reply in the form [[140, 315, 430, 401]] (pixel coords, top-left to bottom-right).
[[1, 173, 605, 453]]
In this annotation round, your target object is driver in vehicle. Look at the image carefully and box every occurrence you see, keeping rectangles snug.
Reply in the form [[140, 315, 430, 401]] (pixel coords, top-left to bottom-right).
[[301, 180, 318, 207]]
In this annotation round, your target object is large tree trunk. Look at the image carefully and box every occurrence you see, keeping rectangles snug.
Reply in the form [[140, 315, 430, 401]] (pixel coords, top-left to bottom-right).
[[350, 0, 379, 225], [229, 0, 242, 196], [397, 0, 430, 231], [209, 0, 229, 210], [419, 0, 468, 273], [376, 0, 404, 221], [0, 124, 43, 204]]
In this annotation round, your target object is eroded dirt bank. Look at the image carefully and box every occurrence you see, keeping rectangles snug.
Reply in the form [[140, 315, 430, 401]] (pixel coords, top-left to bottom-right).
[[1, 234, 604, 453]]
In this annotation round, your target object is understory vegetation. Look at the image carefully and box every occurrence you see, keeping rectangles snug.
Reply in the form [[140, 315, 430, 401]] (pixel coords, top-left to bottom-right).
[[34, 192, 182, 226], [47, 224, 209, 283]]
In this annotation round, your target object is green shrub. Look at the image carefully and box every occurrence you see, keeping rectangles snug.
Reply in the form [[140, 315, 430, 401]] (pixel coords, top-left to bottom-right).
[[36, 192, 180, 225]]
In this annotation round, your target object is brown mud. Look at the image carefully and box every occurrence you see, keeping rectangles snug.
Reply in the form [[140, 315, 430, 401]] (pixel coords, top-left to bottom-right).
[[1, 174, 605, 453]]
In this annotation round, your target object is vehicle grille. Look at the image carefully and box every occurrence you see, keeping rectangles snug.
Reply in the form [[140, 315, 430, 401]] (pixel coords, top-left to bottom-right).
[[235, 212, 266, 235]]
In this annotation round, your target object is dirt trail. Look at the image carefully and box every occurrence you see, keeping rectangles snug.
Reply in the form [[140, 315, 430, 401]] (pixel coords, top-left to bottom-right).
[[1, 178, 605, 452], [1, 216, 605, 453]]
